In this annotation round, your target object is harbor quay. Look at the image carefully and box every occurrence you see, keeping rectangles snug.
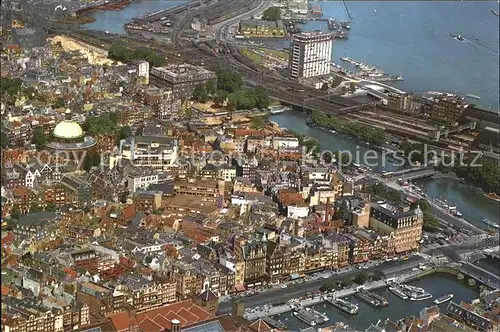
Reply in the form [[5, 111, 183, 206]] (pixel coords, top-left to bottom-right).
[[241, 264, 497, 322]]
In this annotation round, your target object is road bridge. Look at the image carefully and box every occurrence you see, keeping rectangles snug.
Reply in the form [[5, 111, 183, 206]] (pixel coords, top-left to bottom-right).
[[389, 167, 437, 181], [459, 262, 499, 290]]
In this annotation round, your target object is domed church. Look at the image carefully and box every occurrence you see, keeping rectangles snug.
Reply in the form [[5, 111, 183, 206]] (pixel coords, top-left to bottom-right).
[[46, 109, 96, 158]]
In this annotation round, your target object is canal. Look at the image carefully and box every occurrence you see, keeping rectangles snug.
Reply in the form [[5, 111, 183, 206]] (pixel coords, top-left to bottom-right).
[[269, 111, 500, 229], [272, 273, 479, 331]]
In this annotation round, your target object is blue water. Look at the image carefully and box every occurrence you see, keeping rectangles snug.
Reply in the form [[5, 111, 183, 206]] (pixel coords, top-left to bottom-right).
[[84, 0, 187, 34], [307, 1, 500, 110], [84, 1, 499, 107]]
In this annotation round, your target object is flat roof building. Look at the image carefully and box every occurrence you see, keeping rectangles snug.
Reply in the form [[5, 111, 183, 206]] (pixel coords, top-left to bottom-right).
[[289, 32, 333, 79], [150, 64, 216, 99]]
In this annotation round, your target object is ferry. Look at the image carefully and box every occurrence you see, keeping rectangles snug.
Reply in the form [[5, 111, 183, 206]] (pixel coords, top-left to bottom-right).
[[293, 310, 317, 326], [448, 33, 465, 41], [389, 286, 409, 300], [410, 293, 433, 301], [482, 219, 500, 229], [466, 94, 481, 100], [327, 298, 359, 314], [269, 108, 286, 115], [484, 192, 500, 202], [434, 293, 454, 305]]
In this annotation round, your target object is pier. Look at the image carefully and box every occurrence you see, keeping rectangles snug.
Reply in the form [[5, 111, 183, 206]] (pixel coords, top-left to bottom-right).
[[293, 308, 328, 326], [326, 298, 359, 315], [355, 288, 388, 307], [262, 316, 287, 330]]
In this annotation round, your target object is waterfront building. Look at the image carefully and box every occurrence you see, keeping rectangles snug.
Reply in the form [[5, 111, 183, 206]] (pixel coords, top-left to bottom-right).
[[430, 95, 466, 124], [369, 203, 423, 255], [289, 32, 333, 79], [150, 64, 217, 100], [387, 92, 410, 111], [458, 104, 499, 130], [239, 19, 285, 37]]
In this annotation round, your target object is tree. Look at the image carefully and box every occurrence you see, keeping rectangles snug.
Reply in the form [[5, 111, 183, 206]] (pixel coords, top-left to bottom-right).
[[10, 205, 21, 219], [116, 126, 132, 147], [120, 190, 130, 204], [1, 131, 8, 149], [349, 82, 356, 93], [213, 90, 228, 106], [82, 150, 100, 172], [340, 278, 353, 288], [32, 127, 47, 151], [217, 70, 242, 93], [262, 7, 281, 21], [336, 201, 349, 222], [45, 202, 57, 212], [250, 116, 266, 130], [254, 86, 270, 109], [192, 84, 209, 102], [30, 203, 42, 213], [205, 80, 216, 96], [354, 271, 369, 285], [54, 98, 65, 109]]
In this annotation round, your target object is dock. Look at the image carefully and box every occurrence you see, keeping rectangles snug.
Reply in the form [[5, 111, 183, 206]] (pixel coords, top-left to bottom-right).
[[326, 298, 359, 315], [262, 316, 287, 330], [294, 308, 321, 326], [355, 288, 388, 307]]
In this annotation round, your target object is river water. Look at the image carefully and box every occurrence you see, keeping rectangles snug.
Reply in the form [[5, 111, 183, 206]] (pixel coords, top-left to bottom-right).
[[270, 111, 500, 227], [84, 1, 499, 108], [83, 2, 499, 223], [272, 273, 479, 331], [84, 0, 188, 34]]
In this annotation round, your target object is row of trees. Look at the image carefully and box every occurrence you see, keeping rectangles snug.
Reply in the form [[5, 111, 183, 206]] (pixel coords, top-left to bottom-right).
[[1, 77, 46, 106], [10, 202, 57, 219], [319, 271, 384, 292], [108, 43, 166, 67], [363, 183, 403, 202], [310, 110, 386, 146], [453, 158, 500, 195], [400, 140, 500, 194], [192, 70, 271, 111], [412, 198, 440, 231]]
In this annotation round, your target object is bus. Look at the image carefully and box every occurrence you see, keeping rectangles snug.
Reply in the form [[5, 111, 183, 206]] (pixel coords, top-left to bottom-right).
[[381, 171, 394, 178]]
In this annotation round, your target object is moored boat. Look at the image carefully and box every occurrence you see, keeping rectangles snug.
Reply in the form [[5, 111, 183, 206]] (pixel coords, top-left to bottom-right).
[[434, 293, 454, 305], [327, 298, 359, 314], [482, 219, 500, 229], [484, 192, 500, 202], [389, 286, 408, 300]]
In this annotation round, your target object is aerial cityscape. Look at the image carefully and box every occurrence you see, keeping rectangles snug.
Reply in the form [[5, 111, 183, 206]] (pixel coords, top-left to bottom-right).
[[0, 0, 499, 331]]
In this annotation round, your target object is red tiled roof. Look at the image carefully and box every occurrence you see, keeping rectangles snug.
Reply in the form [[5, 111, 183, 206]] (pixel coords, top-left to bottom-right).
[[63, 268, 77, 279], [122, 204, 136, 221], [1, 232, 15, 246], [1, 286, 10, 296], [109, 299, 212, 332]]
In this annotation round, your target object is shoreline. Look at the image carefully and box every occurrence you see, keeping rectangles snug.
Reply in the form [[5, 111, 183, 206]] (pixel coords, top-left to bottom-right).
[[242, 266, 484, 321]]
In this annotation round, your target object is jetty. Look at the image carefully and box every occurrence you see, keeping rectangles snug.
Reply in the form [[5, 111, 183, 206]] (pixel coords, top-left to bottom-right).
[[262, 317, 287, 330], [355, 288, 388, 307], [293, 308, 328, 326], [326, 297, 359, 315]]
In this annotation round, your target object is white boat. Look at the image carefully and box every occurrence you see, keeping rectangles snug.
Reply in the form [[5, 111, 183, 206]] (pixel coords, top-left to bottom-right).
[[410, 293, 433, 301], [482, 219, 500, 229], [466, 94, 481, 100], [434, 293, 454, 304], [456, 211, 463, 217], [389, 286, 408, 300]]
